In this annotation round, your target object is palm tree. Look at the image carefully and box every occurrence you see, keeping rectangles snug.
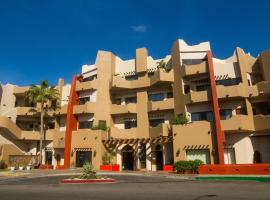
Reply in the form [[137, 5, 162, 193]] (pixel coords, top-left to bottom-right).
[[25, 80, 59, 165]]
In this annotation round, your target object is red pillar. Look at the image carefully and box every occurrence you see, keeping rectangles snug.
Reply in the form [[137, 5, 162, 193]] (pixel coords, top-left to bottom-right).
[[64, 75, 79, 168], [207, 51, 225, 164]]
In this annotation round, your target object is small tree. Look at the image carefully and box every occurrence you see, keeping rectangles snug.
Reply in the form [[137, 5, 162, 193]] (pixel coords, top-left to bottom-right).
[[25, 80, 59, 165], [80, 162, 97, 179], [170, 113, 189, 125]]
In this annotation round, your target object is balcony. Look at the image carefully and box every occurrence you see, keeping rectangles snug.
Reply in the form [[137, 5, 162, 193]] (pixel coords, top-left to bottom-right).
[[111, 70, 174, 90], [221, 115, 254, 132], [254, 115, 270, 131], [20, 129, 55, 141], [257, 81, 270, 96], [76, 79, 98, 92], [13, 86, 29, 96], [148, 98, 174, 111], [181, 61, 208, 77], [149, 69, 174, 85], [73, 102, 96, 114], [185, 90, 210, 104], [111, 103, 137, 115], [53, 131, 65, 148], [110, 127, 137, 139], [16, 107, 37, 116], [216, 84, 247, 99], [149, 123, 171, 138]]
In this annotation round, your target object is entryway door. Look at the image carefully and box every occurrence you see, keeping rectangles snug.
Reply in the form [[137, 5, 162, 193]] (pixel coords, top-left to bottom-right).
[[76, 151, 92, 167], [155, 145, 163, 170], [122, 145, 134, 170]]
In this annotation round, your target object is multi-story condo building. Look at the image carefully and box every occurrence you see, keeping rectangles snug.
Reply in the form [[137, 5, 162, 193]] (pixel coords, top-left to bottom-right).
[[0, 39, 270, 171]]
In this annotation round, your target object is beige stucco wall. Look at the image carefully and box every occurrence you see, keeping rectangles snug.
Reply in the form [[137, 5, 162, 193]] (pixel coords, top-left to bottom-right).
[[70, 130, 106, 168], [173, 121, 213, 164]]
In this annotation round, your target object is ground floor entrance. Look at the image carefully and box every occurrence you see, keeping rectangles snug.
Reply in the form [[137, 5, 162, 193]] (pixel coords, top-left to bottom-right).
[[76, 151, 92, 167], [122, 145, 134, 170]]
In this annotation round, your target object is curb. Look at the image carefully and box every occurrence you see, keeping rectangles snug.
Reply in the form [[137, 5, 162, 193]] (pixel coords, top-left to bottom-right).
[[60, 179, 116, 184]]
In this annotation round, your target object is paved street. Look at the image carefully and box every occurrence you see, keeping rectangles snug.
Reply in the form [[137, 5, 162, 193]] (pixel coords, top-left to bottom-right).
[[0, 172, 270, 200]]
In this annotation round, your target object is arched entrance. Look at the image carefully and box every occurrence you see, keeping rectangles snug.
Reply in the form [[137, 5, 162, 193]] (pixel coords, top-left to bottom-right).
[[122, 145, 134, 170], [155, 144, 163, 170]]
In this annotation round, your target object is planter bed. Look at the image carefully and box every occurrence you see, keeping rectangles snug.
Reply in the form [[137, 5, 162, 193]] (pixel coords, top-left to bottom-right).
[[163, 165, 173, 172], [60, 178, 116, 184], [100, 164, 120, 171]]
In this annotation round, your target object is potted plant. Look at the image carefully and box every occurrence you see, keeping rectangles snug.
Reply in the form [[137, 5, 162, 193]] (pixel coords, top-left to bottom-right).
[[163, 160, 174, 172], [100, 152, 119, 171]]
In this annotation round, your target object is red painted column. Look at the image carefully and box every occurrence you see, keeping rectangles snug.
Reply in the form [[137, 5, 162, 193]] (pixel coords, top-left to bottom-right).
[[207, 51, 225, 164], [64, 75, 79, 168]]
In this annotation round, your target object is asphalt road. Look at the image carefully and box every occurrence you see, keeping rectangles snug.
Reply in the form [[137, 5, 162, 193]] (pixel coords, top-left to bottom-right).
[[0, 174, 269, 200]]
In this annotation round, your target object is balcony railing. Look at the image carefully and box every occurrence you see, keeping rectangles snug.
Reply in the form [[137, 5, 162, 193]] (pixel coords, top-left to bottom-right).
[[149, 123, 171, 138], [111, 103, 137, 115], [221, 115, 254, 132], [181, 61, 208, 77], [148, 98, 174, 111]]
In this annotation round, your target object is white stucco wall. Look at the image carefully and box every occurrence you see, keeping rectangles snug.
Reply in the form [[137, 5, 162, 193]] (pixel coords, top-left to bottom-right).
[[0, 84, 16, 121], [61, 84, 71, 106], [225, 133, 254, 164]]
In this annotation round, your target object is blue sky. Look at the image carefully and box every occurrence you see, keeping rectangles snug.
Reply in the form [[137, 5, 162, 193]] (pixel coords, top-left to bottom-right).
[[0, 0, 269, 85]]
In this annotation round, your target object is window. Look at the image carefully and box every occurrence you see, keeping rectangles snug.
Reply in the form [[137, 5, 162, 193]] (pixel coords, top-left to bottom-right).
[[184, 85, 190, 94], [186, 149, 210, 164], [125, 96, 137, 104], [191, 111, 213, 122], [148, 93, 165, 102], [216, 78, 241, 86], [83, 75, 97, 82], [196, 84, 210, 91], [124, 120, 137, 129], [149, 118, 164, 127], [125, 75, 138, 80], [47, 122, 55, 129], [148, 72, 154, 77], [78, 121, 93, 129], [79, 96, 90, 105], [167, 92, 173, 98], [236, 107, 247, 115], [219, 109, 232, 120], [114, 98, 121, 105]]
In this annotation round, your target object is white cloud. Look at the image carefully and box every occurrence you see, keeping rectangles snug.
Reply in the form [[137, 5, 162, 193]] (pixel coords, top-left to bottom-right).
[[131, 25, 147, 32]]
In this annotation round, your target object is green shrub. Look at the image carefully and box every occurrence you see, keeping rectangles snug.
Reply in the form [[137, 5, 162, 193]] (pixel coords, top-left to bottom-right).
[[170, 113, 189, 125], [91, 120, 108, 131], [174, 159, 204, 173], [80, 162, 97, 179], [102, 152, 115, 165], [0, 160, 7, 169]]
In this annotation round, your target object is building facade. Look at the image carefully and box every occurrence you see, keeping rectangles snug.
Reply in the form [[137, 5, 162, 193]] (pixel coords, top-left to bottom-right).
[[0, 39, 270, 170]]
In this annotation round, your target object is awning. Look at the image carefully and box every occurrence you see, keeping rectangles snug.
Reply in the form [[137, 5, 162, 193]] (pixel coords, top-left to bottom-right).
[[102, 136, 173, 146], [183, 145, 210, 150], [73, 148, 92, 152]]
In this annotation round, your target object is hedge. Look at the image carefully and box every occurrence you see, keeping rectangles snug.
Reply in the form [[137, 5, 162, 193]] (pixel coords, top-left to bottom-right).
[[174, 160, 203, 173]]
